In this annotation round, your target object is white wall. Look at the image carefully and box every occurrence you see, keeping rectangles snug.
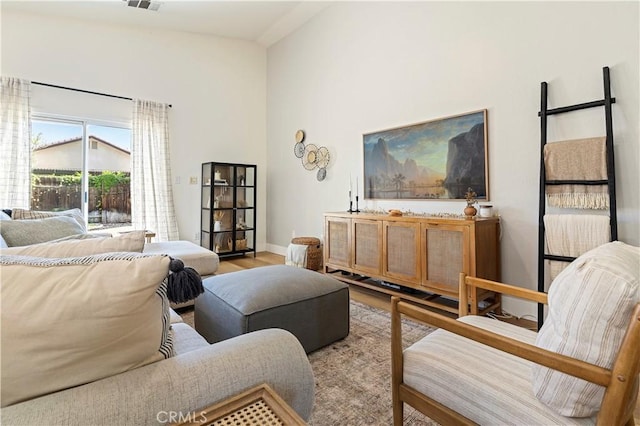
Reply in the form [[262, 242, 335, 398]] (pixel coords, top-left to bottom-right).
[[1, 10, 268, 248], [266, 2, 640, 316]]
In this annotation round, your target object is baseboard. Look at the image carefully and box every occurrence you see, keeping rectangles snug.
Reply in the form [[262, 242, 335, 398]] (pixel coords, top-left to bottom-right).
[[266, 244, 287, 256]]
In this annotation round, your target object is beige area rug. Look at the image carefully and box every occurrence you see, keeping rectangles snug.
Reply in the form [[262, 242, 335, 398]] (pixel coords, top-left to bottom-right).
[[178, 301, 438, 425]]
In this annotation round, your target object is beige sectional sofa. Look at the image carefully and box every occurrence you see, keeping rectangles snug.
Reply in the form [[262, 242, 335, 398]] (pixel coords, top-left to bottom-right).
[[1, 311, 315, 425], [0, 213, 315, 424]]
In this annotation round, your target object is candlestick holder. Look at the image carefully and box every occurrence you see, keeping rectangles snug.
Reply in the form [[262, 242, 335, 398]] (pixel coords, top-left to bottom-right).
[[354, 196, 360, 213], [348, 201, 354, 213]]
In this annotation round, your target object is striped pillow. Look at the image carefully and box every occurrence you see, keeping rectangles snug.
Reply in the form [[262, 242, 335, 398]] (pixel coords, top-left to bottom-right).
[[0, 253, 173, 407], [532, 241, 640, 417], [11, 208, 86, 232]]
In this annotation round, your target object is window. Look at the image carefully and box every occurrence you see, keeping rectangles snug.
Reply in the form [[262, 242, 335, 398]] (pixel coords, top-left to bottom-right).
[[31, 117, 132, 230]]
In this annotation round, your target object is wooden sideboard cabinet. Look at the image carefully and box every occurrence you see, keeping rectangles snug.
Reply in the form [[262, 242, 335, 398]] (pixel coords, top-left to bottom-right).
[[324, 212, 501, 315]]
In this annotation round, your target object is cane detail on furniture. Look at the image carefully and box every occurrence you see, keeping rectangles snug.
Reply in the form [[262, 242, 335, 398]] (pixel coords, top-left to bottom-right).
[[324, 212, 501, 315], [391, 242, 640, 425], [173, 383, 306, 426], [201, 162, 256, 258]]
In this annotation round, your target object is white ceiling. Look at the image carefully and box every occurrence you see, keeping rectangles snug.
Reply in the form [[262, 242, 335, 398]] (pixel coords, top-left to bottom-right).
[[1, 1, 332, 46]]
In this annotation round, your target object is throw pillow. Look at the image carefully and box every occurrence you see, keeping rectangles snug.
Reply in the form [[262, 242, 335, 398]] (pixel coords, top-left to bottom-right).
[[531, 241, 640, 417], [0, 252, 173, 407], [11, 208, 86, 232], [0, 216, 86, 247], [0, 211, 11, 220], [0, 230, 146, 257]]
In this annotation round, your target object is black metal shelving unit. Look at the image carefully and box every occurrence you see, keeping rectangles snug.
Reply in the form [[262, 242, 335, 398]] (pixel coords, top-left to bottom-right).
[[537, 66, 618, 329], [201, 162, 257, 258]]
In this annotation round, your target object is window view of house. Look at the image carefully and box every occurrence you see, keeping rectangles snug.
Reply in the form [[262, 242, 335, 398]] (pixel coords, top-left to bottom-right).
[[31, 118, 132, 230]]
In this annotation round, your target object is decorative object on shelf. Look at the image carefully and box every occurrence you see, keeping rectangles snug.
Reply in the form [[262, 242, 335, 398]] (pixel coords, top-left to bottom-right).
[[359, 208, 467, 218], [292, 129, 331, 181], [348, 175, 360, 213], [464, 187, 478, 217], [479, 204, 493, 217], [388, 209, 403, 217], [363, 109, 488, 200]]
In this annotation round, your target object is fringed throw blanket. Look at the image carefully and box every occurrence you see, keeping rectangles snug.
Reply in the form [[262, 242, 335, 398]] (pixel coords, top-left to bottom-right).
[[543, 136, 609, 209], [544, 214, 610, 282]]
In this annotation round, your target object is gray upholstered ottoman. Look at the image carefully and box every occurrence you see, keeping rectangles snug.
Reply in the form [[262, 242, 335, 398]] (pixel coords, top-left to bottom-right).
[[194, 264, 349, 353]]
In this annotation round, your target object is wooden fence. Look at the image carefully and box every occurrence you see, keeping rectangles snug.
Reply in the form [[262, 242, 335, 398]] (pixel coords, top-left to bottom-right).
[[31, 183, 131, 223]]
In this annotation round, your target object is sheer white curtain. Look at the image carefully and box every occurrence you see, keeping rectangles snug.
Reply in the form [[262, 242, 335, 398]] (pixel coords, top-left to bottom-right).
[[131, 100, 179, 241], [0, 77, 31, 208]]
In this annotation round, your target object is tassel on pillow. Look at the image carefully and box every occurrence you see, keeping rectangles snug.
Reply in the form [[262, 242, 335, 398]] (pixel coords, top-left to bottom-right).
[[166, 258, 204, 304]]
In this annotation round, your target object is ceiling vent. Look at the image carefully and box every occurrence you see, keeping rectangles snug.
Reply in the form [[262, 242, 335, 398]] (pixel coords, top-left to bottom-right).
[[124, 1, 161, 11]]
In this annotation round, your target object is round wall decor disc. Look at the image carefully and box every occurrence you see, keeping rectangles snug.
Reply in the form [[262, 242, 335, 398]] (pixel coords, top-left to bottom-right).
[[294, 142, 305, 158], [302, 144, 318, 170], [295, 130, 305, 143], [317, 146, 330, 168], [317, 167, 327, 181]]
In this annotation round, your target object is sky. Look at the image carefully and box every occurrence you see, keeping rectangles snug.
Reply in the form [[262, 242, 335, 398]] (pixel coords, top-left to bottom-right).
[[32, 120, 131, 151], [363, 111, 485, 172]]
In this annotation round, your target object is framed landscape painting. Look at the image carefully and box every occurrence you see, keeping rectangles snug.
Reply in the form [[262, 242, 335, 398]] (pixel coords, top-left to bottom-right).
[[363, 109, 488, 200]]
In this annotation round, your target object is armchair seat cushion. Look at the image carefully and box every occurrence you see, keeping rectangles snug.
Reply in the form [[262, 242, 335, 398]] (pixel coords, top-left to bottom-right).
[[403, 316, 595, 425]]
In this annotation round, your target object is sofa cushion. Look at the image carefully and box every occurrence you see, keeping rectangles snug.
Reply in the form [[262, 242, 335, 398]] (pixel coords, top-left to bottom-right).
[[532, 241, 640, 417], [404, 316, 595, 425], [171, 322, 210, 356], [144, 241, 219, 276], [0, 216, 86, 247], [0, 252, 173, 407], [11, 208, 86, 232], [1, 230, 145, 257]]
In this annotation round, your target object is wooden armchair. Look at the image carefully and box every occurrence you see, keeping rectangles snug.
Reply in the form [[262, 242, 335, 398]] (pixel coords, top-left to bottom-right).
[[392, 242, 640, 425]]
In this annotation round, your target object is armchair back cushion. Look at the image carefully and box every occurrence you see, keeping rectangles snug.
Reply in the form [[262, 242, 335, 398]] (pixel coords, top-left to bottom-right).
[[0, 253, 173, 407], [532, 241, 640, 417]]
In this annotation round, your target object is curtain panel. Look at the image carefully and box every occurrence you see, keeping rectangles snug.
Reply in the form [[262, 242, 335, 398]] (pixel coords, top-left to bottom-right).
[[131, 100, 179, 241], [0, 77, 31, 209]]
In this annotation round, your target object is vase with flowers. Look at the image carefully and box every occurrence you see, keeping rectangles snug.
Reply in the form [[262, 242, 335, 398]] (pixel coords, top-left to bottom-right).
[[464, 187, 478, 217], [213, 211, 225, 232]]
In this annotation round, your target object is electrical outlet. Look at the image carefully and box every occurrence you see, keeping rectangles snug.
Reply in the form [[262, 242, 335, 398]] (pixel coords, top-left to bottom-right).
[[175, 176, 181, 184], [194, 232, 199, 241]]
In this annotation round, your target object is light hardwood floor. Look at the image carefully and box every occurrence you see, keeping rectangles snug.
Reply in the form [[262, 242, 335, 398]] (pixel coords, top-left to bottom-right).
[[217, 252, 639, 424]]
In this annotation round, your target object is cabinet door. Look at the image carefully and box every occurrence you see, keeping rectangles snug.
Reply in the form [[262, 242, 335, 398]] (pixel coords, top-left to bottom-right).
[[383, 221, 421, 286], [324, 216, 351, 269], [352, 219, 382, 276], [421, 223, 470, 297]]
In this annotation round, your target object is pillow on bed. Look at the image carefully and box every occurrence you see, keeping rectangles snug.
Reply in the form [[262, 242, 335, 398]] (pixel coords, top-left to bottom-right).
[[0, 252, 173, 407], [1, 230, 145, 257], [532, 241, 640, 417], [0, 216, 86, 247], [11, 208, 86, 232]]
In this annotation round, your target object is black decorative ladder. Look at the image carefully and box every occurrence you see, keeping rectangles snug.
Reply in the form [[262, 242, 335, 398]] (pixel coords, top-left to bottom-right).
[[537, 66, 618, 329]]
